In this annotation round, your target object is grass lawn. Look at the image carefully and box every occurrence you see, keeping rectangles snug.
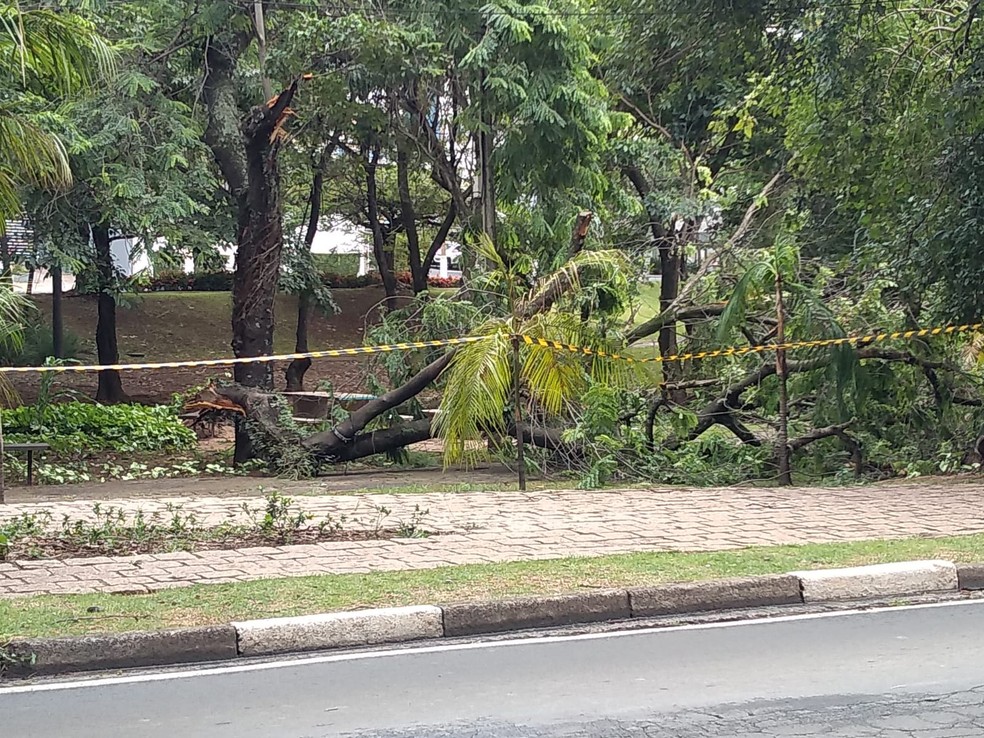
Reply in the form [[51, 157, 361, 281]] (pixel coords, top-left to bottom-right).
[[4, 533, 984, 639], [627, 282, 662, 327]]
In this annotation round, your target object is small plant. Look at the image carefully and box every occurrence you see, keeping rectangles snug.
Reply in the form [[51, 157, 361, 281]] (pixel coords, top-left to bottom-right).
[[241, 490, 313, 544], [0, 492, 432, 560], [394, 505, 431, 539], [2, 401, 196, 454], [0, 642, 36, 677], [0, 511, 53, 558]]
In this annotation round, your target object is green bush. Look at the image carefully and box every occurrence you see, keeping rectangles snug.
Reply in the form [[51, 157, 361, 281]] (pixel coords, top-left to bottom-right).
[[312, 253, 361, 275], [2, 402, 196, 453], [0, 322, 81, 366]]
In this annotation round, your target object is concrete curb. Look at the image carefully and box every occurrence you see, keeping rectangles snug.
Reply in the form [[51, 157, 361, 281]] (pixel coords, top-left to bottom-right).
[[793, 560, 958, 602], [5, 559, 983, 679], [442, 590, 630, 637], [629, 574, 802, 617], [1, 626, 237, 677], [956, 563, 984, 590], [234, 605, 444, 657]]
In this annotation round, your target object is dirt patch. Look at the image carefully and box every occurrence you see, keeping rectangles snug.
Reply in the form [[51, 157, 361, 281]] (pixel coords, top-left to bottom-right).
[[1, 526, 431, 561], [15, 288, 403, 404]]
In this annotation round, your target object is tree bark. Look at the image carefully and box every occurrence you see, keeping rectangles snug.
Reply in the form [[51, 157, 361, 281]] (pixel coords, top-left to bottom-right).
[[678, 347, 954, 449], [208, 385, 580, 467], [622, 165, 681, 377], [301, 352, 453, 457], [285, 156, 326, 391], [625, 304, 727, 345], [397, 146, 427, 294], [91, 224, 127, 404], [787, 422, 862, 478], [365, 144, 399, 311], [422, 201, 457, 284], [567, 211, 593, 262], [202, 32, 300, 462], [285, 292, 311, 392], [478, 77, 497, 249]]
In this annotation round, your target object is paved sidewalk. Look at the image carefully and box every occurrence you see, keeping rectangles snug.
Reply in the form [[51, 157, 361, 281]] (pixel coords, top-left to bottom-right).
[[1, 479, 983, 597]]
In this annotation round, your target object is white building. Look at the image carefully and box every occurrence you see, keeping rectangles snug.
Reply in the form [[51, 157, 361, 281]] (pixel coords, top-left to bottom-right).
[[4, 217, 460, 294]]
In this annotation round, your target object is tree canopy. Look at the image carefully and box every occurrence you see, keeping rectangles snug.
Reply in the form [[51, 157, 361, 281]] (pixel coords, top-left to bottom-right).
[[5, 0, 984, 486]]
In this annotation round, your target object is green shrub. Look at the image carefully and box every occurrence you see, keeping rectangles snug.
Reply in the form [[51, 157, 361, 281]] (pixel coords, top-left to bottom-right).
[[312, 253, 361, 275], [2, 402, 196, 453], [0, 322, 81, 366]]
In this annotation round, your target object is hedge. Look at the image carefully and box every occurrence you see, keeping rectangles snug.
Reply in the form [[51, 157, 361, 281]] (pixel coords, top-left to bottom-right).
[[139, 271, 462, 292]]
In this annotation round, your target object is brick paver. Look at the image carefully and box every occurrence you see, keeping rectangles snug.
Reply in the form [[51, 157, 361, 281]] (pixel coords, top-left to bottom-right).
[[1, 479, 983, 597]]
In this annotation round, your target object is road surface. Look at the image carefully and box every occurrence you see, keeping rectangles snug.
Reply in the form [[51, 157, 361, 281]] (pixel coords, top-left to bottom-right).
[[3, 601, 983, 737]]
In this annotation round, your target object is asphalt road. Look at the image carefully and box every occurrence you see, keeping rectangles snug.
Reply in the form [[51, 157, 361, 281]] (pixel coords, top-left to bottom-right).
[[3, 601, 984, 737]]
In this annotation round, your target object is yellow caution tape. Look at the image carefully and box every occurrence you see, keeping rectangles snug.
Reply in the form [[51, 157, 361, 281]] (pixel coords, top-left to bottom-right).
[[520, 322, 984, 365], [0, 336, 487, 374], [1, 322, 979, 375]]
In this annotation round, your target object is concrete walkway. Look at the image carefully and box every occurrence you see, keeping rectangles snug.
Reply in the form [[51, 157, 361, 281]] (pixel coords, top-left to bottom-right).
[[1, 479, 983, 597]]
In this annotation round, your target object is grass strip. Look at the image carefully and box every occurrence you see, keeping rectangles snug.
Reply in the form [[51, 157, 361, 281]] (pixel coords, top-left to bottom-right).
[[4, 533, 984, 639]]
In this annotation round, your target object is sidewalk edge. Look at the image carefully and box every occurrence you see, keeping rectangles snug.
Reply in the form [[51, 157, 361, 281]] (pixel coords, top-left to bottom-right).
[[3, 560, 975, 679]]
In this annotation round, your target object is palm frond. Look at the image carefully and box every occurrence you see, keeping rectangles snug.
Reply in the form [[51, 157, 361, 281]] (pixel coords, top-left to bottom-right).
[[0, 7, 116, 94], [520, 310, 634, 402], [0, 287, 32, 405], [715, 259, 771, 342], [434, 324, 512, 465], [474, 232, 507, 274], [523, 248, 630, 315], [0, 287, 30, 351], [961, 331, 984, 370], [0, 109, 72, 220]]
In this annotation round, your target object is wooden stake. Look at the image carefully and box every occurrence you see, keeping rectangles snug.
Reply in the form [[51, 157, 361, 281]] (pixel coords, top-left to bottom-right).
[[774, 269, 792, 486], [511, 335, 527, 491]]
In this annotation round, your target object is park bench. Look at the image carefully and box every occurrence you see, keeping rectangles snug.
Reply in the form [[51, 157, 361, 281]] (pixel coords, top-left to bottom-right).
[[5, 442, 49, 486]]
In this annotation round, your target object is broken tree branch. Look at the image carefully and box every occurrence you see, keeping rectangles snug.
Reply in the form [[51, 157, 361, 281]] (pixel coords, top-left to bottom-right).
[[302, 353, 454, 455]]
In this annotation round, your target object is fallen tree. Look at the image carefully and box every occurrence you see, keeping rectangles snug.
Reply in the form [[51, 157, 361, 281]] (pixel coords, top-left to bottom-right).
[[197, 351, 579, 468], [189, 338, 976, 478]]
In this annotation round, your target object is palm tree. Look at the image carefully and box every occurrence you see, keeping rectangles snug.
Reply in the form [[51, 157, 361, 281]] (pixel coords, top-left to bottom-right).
[[0, 4, 114, 221], [434, 236, 635, 465]]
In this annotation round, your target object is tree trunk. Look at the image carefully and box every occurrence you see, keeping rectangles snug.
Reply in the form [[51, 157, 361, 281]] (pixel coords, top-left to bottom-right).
[[202, 32, 301, 460], [285, 157, 326, 391], [365, 145, 399, 311], [422, 201, 457, 284], [91, 224, 127, 404], [774, 270, 791, 485], [25, 265, 34, 295], [622, 165, 683, 381], [478, 88, 497, 247], [657, 237, 682, 386], [230, 112, 289, 461], [51, 263, 63, 359], [397, 147, 427, 294], [301, 352, 453, 457], [285, 292, 311, 392]]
